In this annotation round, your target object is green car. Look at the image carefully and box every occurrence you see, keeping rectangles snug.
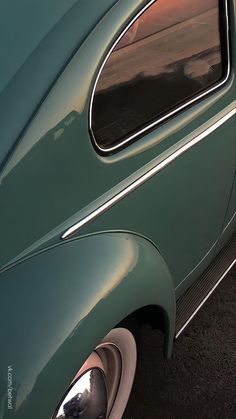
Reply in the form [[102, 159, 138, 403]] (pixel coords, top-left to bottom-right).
[[0, 0, 235, 418]]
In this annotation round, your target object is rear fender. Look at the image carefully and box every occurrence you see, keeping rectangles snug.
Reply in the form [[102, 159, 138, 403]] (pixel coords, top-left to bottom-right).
[[0, 232, 175, 419]]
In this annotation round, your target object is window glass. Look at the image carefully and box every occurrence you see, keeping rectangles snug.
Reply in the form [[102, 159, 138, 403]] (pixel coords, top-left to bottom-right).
[[92, 0, 227, 150]]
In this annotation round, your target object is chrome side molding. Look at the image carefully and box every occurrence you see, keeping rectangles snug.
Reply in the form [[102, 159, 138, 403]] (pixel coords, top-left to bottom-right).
[[62, 107, 236, 239]]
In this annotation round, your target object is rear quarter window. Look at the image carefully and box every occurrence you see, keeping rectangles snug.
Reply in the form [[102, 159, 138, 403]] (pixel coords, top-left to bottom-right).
[[91, 0, 228, 152]]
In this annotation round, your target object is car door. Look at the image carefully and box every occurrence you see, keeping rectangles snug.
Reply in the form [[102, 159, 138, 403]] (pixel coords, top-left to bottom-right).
[[78, 0, 236, 293]]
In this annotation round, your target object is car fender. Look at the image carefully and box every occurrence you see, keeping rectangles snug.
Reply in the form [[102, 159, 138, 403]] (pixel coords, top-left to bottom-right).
[[0, 231, 175, 419]]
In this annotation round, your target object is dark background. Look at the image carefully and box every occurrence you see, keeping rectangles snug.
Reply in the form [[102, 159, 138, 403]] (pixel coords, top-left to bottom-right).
[[125, 266, 236, 419]]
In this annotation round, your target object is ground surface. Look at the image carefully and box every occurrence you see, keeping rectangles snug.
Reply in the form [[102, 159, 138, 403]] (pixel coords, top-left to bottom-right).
[[124, 266, 236, 419]]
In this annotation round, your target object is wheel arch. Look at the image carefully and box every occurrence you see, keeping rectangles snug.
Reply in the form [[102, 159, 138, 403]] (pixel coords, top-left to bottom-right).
[[0, 231, 175, 419]]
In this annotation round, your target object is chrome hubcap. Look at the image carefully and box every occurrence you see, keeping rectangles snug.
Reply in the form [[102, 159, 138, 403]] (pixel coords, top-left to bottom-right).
[[53, 328, 137, 419], [54, 368, 107, 418]]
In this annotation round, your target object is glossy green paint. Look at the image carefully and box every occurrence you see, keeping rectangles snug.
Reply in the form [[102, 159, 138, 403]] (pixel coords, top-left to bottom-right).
[[0, 0, 235, 280], [223, 174, 236, 230], [0, 232, 175, 418], [214, 173, 236, 253], [0, 0, 120, 168], [0, 0, 235, 417], [0, 0, 77, 94]]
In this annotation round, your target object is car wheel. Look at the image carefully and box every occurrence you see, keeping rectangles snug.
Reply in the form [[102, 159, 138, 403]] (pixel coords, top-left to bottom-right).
[[53, 327, 137, 419]]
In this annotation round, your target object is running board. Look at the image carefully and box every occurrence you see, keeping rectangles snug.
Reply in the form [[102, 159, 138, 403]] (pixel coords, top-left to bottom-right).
[[175, 232, 236, 338]]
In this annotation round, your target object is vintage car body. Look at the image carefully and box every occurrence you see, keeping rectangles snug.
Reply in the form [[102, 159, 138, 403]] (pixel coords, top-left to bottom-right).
[[0, 0, 235, 418]]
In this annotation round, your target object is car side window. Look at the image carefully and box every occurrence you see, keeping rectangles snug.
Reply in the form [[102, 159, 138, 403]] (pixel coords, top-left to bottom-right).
[[91, 0, 228, 152]]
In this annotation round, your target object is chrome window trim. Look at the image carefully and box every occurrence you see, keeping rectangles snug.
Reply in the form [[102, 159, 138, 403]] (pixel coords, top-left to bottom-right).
[[89, 0, 230, 154], [62, 106, 236, 239]]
